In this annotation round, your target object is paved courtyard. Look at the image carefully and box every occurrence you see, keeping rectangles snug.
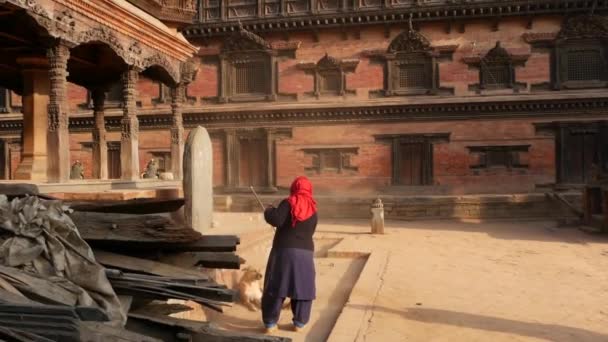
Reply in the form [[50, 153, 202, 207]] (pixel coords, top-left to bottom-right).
[[203, 214, 608, 342]]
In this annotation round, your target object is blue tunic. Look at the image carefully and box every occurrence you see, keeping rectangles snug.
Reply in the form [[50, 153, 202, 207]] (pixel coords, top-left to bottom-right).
[[263, 201, 317, 300], [263, 247, 316, 300]]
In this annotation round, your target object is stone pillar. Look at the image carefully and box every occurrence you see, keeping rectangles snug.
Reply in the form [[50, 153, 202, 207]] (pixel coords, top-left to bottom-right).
[[265, 129, 276, 191], [91, 88, 108, 179], [13, 58, 50, 181], [224, 129, 238, 189], [170, 84, 185, 180], [183, 126, 213, 233], [2, 139, 9, 180], [371, 198, 385, 234], [120, 67, 140, 180], [46, 43, 71, 182]]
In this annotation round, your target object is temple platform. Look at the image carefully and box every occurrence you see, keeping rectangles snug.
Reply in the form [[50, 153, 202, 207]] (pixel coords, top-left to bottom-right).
[[0, 180, 582, 220]]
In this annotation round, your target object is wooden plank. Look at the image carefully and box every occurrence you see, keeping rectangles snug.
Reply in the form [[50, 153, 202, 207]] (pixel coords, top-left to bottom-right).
[[71, 212, 201, 244], [130, 303, 193, 317], [93, 250, 209, 281], [127, 313, 292, 342], [69, 198, 185, 215], [80, 322, 163, 342], [0, 326, 55, 342], [158, 235, 241, 253], [159, 252, 245, 270]]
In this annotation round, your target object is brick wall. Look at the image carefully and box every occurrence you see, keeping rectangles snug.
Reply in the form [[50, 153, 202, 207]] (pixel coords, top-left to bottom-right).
[[8, 16, 562, 109], [2, 15, 601, 196]]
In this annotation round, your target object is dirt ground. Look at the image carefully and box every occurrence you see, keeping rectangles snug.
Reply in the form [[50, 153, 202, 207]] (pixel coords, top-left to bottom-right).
[[183, 214, 608, 342]]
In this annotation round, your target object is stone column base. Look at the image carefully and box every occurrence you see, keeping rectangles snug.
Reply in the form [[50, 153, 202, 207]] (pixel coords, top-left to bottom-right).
[[13, 154, 48, 181]]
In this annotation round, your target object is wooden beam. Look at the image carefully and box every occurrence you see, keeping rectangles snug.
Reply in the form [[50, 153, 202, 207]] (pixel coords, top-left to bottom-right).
[[69, 198, 185, 214], [93, 250, 211, 280], [159, 251, 245, 270], [0, 32, 31, 44]]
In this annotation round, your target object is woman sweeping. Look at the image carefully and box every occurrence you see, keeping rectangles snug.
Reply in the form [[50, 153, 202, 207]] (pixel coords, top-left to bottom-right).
[[262, 176, 317, 333]]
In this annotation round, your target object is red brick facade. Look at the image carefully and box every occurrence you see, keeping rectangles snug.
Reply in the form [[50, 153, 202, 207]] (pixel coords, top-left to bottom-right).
[[1, 15, 607, 194]]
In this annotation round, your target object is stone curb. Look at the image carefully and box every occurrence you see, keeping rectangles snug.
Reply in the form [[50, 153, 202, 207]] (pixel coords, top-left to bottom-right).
[[326, 237, 390, 342]]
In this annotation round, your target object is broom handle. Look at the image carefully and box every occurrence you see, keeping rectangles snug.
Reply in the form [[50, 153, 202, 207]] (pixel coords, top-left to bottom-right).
[[250, 186, 267, 212], [250, 186, 276, 231]]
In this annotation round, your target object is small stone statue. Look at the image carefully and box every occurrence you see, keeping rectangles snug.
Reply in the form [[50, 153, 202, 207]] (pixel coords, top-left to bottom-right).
[[70, 160, 84, 180], [370, 198, 385, 234], [143, 158, 159, 179]]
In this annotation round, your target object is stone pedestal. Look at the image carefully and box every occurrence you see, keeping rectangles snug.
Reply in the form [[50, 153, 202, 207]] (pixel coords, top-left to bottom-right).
[[183, 126, 213, 233], [13, 59, 50, 181], [371, 198, 385, 234], [120, 68, 140, 181]]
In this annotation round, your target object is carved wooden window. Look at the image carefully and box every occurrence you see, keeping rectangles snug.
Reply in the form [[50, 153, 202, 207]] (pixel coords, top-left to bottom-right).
[[556, 43, 608, 88], [201, 0, 221, 20], [481, 64, 512, 89], [303, 147, 358, 175], [264, 0, 280, 16], [233, 59, 267, 94], [464, 42, 526, 92], [381, 27, 442, 96], [227, 0, 257, 19], [468, 145, 530, 170], [286, 0, 309, 14], [319, 71, 341, 94], [300, 55, 358, 97], [317, 0, 341, 12], [154, 83, 172, 104], [395, 53, 430, 90], [550, 16, 608, 90], [219, 27, 278, 102]]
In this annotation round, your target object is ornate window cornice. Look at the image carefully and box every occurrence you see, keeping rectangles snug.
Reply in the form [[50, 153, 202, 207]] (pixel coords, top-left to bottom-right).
[[368, 25, 455, 97], [463, 41, 529, 93], [525, 15, 608, 91], [298, 54, 359, 98]]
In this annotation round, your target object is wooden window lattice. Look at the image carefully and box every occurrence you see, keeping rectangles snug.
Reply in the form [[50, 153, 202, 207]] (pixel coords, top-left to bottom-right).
[[468, 145, 529, 169], [319, 71, 341, 94], [234, 60, 267, 94], [567, 49, 603, 81], [304, 148, 358, 174], [481, 64, 511, 88], [398, 64, 427, 89]]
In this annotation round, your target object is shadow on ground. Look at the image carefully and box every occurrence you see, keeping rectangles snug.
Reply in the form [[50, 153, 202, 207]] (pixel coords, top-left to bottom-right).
[[319, 218, 608, 244], [348, 305, 608, 341]]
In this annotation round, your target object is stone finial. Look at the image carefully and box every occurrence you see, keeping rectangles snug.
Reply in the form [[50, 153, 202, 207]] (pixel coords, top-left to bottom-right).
[[370, 197, 385, 235]]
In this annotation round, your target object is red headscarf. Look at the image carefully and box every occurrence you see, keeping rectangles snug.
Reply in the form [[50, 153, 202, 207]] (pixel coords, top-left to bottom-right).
[[287, 176, 317, 227]]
